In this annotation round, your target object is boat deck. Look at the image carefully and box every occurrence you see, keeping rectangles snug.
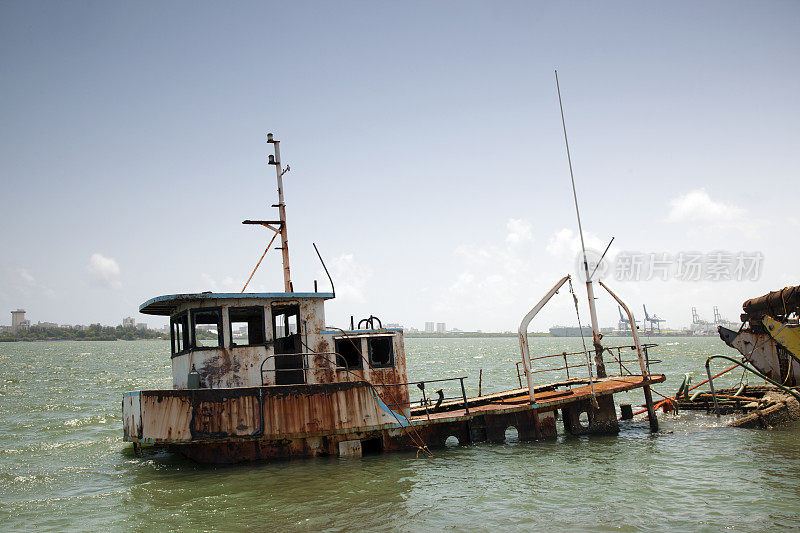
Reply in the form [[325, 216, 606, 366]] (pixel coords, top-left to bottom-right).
[[409, 374, 666, 422]]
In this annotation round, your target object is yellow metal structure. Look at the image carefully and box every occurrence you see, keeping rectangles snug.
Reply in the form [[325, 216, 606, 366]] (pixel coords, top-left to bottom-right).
[[762, 315, 800, 363]]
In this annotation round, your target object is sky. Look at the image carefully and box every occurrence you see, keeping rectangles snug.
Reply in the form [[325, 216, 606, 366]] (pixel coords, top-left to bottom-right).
[[1, 1, 798, 332]]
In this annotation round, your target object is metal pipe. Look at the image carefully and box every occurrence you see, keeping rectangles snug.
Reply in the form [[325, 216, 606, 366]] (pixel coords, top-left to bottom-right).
[[518, 275, 571, 404], [555, 71, 606, 379], [598, 280, 658, 432], [705, 359, 721, 416], [313, 243, 335, 298], [268, 134, 292, 292]]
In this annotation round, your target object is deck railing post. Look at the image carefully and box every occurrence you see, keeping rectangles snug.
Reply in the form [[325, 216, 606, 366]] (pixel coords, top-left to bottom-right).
[[460, 378, 469, 415]]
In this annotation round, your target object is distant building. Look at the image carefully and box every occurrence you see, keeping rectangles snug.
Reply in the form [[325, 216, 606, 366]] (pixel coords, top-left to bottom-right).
[[136, 323, 148, 331], [122, 317, 136, 328], [36, 321, 58, 329], [436, 322, 446, 334], [385, 323, 402, 329], [424, 322, 434, 333], [11, 309, 27, 333], [60, 324, 72, 329]]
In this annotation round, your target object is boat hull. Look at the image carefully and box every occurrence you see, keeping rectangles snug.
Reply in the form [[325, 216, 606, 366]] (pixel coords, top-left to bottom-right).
[[124, 375, 664, 464]]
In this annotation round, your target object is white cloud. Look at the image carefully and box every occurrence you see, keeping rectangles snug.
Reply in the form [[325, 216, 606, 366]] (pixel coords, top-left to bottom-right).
[[439, 218, 541, 316], [666, 189, 764, 235], [545, 228, 607, 260], [6, 267, 55, 297], [201, 273, 219, 291], [87, 253, 122, 289], [16, 268, 35, 285], [327, 253, 371, 303], [505, 218, 533, 246]]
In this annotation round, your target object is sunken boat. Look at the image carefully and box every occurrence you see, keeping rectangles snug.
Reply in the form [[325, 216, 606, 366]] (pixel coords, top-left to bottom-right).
[[121, 134, 665, 463]]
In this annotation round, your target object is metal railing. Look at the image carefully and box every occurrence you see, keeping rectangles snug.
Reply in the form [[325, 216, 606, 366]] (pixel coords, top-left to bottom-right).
[[515, 343, 660, 388], [260, 352, 356, 385], [373, 377, 470, 421], [259, 352, 470, 421]]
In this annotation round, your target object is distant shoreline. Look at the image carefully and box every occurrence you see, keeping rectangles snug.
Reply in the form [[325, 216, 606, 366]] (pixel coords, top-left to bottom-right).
[[0, 325, 167, 343], [0, 337, 168, 342]]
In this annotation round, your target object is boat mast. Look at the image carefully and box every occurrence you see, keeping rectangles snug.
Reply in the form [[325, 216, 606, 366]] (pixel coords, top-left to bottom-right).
[[555, 70, 607, 378], [267, 133, 293, 292]]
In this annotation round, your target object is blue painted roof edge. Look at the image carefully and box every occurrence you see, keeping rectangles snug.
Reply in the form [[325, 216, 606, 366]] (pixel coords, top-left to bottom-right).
[[140, 292, 335, 314]]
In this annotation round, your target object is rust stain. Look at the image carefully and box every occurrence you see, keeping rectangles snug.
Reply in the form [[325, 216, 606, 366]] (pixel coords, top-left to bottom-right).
[[202, 349, 243, 388]]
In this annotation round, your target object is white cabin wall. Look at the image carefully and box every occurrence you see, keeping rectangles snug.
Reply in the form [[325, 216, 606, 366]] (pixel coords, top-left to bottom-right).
[[168, 296, 333, 389]]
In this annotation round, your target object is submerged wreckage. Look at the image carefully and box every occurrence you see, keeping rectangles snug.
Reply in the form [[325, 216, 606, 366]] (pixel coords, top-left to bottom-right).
[[121, 134, 665, 463]]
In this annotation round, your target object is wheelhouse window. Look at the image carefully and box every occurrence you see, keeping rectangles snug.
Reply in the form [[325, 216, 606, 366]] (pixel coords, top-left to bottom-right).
[[229, 306, 265, 347], [273, 305, 300, 340], [171, 312, 189, 356], [190, 308, 223, 349], [335, 337, 363, 370], [368, 336, 394, 368]]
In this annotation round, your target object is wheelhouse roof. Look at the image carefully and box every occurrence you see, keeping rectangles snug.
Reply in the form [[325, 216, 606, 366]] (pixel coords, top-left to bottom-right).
[[139, 292, 335, 316]]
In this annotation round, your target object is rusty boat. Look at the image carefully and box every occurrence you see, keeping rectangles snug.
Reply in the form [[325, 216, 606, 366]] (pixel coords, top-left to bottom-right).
[[122, 134, 665, 463]]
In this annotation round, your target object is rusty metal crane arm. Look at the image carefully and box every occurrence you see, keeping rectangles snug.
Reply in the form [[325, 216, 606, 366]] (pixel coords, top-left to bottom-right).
[[518, 275, 571, 404]]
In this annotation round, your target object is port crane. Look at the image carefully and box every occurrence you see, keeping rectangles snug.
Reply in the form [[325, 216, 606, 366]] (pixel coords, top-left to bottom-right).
[[618, 306, 632, 331], [643, 304, 666, 333]]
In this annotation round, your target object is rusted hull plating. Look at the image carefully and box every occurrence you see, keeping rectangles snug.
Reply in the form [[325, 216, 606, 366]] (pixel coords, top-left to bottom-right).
[[124, 375, 664, 464]]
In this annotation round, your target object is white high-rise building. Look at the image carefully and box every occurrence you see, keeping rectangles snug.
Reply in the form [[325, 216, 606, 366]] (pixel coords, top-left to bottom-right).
[[122, 317, 136, 328], [11, 309, 28, 333], [424, 322, 435, 333], [436, 322, 446, 334]]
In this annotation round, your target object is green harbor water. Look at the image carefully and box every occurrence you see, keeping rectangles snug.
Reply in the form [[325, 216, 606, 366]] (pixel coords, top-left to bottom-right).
[[2, 336, 799, 531]]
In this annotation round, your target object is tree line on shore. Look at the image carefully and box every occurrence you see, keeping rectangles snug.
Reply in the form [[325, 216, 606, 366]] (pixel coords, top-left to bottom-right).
[[0, 324, 167, 342]]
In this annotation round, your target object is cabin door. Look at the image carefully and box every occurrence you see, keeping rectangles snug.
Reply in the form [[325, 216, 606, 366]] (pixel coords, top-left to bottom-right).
[[272, 305, 305, 385]]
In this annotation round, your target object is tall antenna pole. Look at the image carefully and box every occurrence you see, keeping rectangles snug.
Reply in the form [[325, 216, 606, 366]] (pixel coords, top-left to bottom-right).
[[555, 70, 607, 378], [267, 133, 293, 292]]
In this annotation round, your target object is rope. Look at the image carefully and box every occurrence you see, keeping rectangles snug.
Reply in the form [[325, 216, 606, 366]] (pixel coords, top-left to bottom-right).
[[568, 278, 598, 407], [241, 231, 280, 292]]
